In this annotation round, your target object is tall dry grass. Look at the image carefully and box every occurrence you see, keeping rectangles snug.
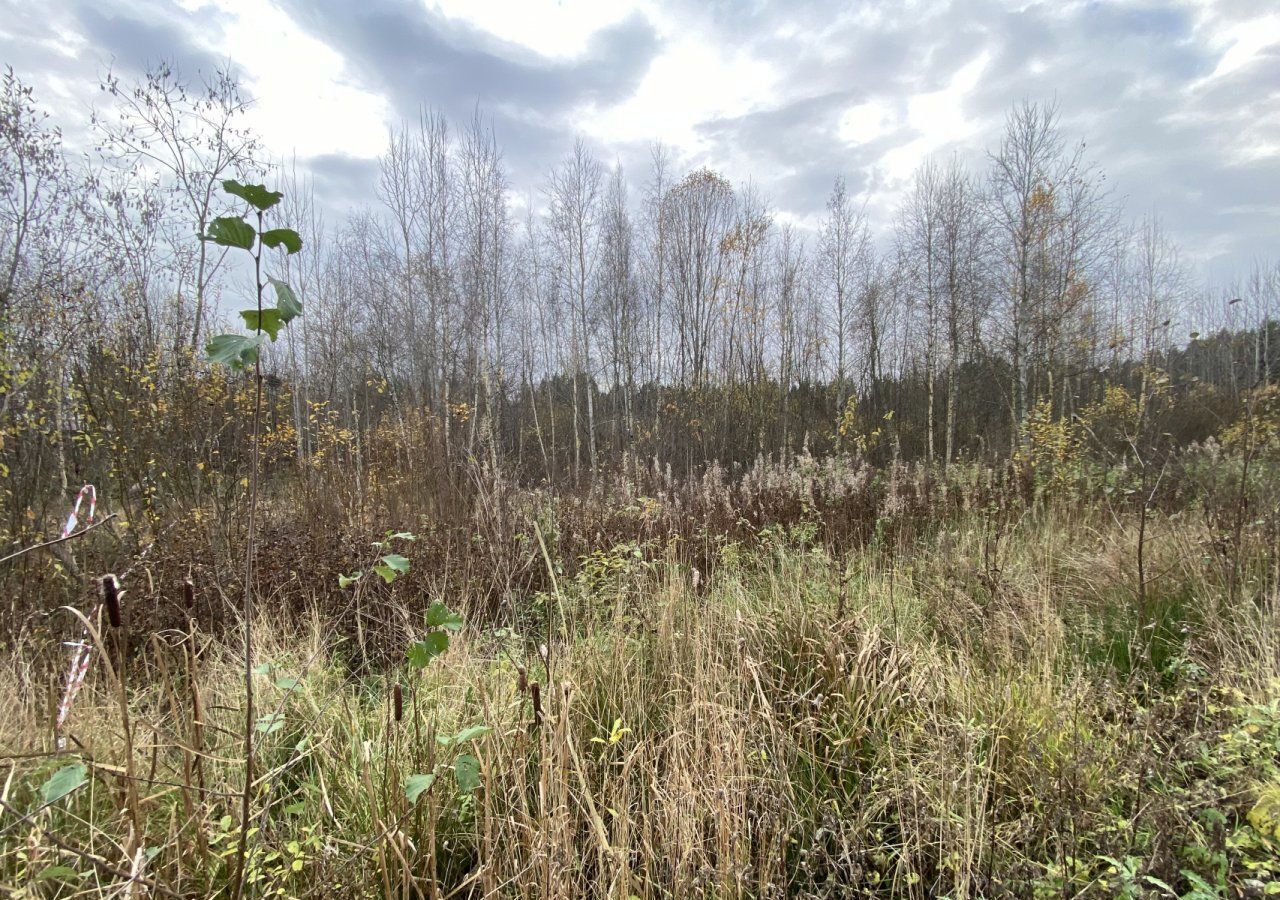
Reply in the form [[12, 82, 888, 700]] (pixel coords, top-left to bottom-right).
[[3, 480, 1280, 897]]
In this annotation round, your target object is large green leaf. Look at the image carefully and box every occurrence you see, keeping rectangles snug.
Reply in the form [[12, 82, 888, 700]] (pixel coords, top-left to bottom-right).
[[270, 278, 303, 324], [425, 600, 463, 632], [405, 773, 435, 804], [36, 865, 80, 881], [255, 712, 285, 734], [206, 333, 264, 370], [407, 632, 449, 668], [374, 553, 411, 583], [241, 308, 282, 341], [223, 180, 282, 211], [204, 216, 255, 250], [451, 725, 492, 744], [380, 553, 410, 573], [453, 754, 481, 792], [40, 761, 87, 805], [261, 228, 303, 254]]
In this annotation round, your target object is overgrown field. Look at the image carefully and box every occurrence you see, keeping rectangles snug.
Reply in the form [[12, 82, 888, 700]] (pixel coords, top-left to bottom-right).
[[2, 451, 1280, 899], [4, 57, 1280, 900]]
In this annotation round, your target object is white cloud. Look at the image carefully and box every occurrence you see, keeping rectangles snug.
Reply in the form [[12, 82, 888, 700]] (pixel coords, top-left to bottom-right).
[[1201, 12, 1280, 81], [879, 50, 990, 183], [192, 0, 393, 158], [582, 35, 778, 153], [838, 100, 895, 143]]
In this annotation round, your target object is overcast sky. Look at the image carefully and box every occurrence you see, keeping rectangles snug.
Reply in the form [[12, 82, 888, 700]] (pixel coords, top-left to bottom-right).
[[2, 0, 1277, 280]]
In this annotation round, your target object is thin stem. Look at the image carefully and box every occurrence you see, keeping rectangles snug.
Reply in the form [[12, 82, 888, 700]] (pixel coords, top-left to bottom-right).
[[0, 799, 184, 899], [0, 513, 118, 566], [230, 209, 266, 900]]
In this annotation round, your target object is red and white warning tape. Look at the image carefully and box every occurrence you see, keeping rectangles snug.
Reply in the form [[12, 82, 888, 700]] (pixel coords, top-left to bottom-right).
[[55, 484, 97, 737], [61, 484, 96, 541]]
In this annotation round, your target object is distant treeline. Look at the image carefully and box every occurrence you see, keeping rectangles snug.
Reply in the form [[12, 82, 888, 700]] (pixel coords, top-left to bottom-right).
[[1, 62, 1277, 527]]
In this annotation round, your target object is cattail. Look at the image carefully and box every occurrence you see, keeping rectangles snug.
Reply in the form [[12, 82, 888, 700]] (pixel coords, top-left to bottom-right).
[[392, 682, 403, 722], [183, 578, 195, 612], [101, 574, 122, 629], [530, 681, 542, 730], [517, 665, 528, 693]]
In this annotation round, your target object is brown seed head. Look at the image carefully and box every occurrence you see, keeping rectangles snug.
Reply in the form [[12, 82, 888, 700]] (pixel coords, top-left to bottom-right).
[[101, 574, 122, 629]]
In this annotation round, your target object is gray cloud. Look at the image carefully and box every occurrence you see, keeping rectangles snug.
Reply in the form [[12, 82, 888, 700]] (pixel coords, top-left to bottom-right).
[[0, 0, 1276, 275], [0, 0, 231, 155], [278, 0, 658, 111], [70, 2, 226, 80], [305, 152, 381, 211], [681, 0, 1278, 271], [273, 0, 660, 188]]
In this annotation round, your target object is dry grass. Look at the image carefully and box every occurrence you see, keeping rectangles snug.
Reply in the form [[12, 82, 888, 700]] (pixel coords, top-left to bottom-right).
[[2, 488, 1280, 898]]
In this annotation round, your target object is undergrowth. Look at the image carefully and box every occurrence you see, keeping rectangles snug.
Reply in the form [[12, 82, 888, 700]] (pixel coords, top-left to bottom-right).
[[2, 491, 1280, 898]]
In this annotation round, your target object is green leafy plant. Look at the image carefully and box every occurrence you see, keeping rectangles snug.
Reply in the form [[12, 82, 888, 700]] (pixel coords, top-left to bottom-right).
[[1096, 855, 1176, 899], [591, 717, 632, 750], [39, 761, 86, 805], [404, 720, 488, 802], [203, 185, 302, 370], [399, 599, 487, 801], [407, 600, 463, 665], [201, 178, 302, 900], [338, 530, 417, 589]]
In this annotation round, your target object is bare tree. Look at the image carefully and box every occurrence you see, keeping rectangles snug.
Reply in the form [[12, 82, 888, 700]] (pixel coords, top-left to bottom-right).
[[600, 162, 638, 449], [896, 160, 942, 461], [937, 157, 986, 464], [0, 67, 78, 321], [641, 143, 672, 456], [987, 99, 1111, 441], [987, 100, 1061, 437], [773, 224, 806, 460], [663, 168, 734, 391], [547, 139, 603, 482], [819, 176, 871, 446], [94, 62, 259, 350], [1132, 212, 1189, 431], [458, 111, 510, 471]]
